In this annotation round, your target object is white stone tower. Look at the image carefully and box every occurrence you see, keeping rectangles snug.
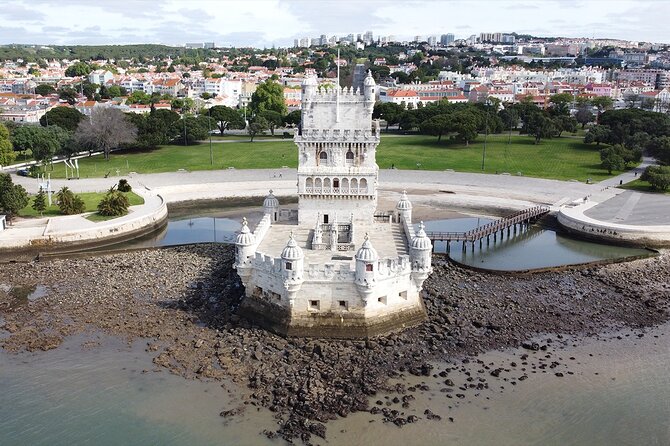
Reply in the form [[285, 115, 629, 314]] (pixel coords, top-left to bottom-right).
[[295, 71, 380, 225]]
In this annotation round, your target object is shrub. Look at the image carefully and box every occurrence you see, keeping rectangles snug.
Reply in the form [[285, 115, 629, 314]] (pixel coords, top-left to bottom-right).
[[641, 165, 670, 191], [56, 186, 85, 215], [117, 179, 132, 192], [97, 187, 130, 216]]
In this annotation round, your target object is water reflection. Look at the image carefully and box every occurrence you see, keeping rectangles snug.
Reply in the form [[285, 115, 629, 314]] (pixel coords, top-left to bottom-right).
[[421, 218, 651, 271]]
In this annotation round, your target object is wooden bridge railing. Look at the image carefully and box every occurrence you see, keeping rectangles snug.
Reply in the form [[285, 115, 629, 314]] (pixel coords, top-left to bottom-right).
[[426, 205, 550, 244]]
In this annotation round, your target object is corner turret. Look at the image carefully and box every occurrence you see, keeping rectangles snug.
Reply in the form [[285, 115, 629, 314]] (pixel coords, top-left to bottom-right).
[[281, 232, 304, 295], [363, 70, 376, 111], [355, 233, 378, 299], [263, 189, 279, 222], [396, 190, 413, 222], [410, 221, 433, 286], [301, 73, 318, 106], [234, 218, 256, 285]]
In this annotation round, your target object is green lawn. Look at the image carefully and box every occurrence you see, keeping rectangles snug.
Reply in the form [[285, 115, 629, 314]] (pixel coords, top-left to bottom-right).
[[20, 191, 144, 218], [376, 134, 615, 181], [38, 134, 619, 182], [620, 179, 670, 195]]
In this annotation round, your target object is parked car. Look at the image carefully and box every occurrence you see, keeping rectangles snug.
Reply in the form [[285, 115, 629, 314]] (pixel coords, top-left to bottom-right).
[[16, 168, 29, 177]]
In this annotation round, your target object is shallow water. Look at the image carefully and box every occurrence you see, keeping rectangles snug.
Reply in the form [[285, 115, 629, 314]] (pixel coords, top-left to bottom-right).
[[1, 326, 668, 445], [423, 218, 651, 271]]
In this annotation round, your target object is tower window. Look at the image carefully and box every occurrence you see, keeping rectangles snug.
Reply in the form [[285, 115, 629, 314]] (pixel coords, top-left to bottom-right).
[[285, 261, 292, 270], [339, 300, 348, 310], [319, 151, 328, 161], [366, 264, 373, 272], [345, 150, 354, 161], [309, 300, 320, 310]]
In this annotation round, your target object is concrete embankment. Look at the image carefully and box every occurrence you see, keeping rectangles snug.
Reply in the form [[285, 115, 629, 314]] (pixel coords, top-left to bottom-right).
[[0, 190, 168, 253]]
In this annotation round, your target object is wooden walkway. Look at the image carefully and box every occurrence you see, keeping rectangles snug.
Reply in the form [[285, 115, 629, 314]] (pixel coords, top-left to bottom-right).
[[426, 205, 550, 251]]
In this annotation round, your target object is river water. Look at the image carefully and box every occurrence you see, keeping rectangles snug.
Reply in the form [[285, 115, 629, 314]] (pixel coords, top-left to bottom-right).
[[109, 215, 651, 271], [1, 326, 668, 445], [1, 212, 665, 444]]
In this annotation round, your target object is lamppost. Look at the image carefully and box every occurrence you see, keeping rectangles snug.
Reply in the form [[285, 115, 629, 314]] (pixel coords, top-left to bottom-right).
[[481, 99, 490, 171], [208, 107, 213, 165]]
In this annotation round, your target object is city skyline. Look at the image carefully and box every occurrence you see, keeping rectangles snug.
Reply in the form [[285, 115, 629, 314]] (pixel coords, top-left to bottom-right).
[[0, 0, 668, 48]]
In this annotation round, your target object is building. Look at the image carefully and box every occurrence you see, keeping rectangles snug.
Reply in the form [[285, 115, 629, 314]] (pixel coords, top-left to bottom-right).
[[88, 70, 113, 85], [440, 34, 455, 45], [234, 72, 432, 338]]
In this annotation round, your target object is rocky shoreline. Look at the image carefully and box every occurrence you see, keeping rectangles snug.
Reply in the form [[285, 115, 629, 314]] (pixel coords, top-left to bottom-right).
[[0, 244, 668, 444]]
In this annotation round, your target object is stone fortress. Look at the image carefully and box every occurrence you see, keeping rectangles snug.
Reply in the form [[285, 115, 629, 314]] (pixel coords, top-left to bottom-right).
[[234, 71, 433, 338]]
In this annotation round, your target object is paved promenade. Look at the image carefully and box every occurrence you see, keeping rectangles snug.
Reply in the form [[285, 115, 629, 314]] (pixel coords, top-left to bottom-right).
[[6, 158, 670, 249]]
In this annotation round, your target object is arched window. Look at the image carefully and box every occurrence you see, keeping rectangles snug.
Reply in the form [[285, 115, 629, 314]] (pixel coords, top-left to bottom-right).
[[319, 151, 328, 161], [306, 177, 313, 188], [333, 178, 340, 189], [345, 150, 354, 163]]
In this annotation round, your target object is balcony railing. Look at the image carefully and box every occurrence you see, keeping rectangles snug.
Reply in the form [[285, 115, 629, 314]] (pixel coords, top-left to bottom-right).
[[303, 187, 370, 195]]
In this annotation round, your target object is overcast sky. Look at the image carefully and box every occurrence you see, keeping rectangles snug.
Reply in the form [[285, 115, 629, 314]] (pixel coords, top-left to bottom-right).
[[0, 0, 668, 47]]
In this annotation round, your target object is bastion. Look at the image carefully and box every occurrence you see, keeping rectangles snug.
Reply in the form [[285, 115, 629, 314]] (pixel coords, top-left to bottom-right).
[[234, 72, 432, 338]]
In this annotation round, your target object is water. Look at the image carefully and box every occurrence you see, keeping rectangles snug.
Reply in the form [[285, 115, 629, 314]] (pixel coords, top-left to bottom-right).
[[0, 334, 276, 446], [422, 218, 651, 271], [1, 327, 668, 445]]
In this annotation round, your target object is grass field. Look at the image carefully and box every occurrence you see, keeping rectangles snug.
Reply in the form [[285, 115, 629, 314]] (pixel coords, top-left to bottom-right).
[[38, 134, 618, 182], [620, 179, 670, 195], [20, 191, 144, 218]]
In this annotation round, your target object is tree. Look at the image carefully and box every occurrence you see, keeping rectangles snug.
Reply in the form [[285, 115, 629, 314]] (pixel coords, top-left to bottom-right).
[[58, 87, 78, 105], [75, 107, 137, 160], [419, 114, 450, 143], [250, 79, 287, 116], [373, 102, 404, 132], [591, 96, 613, 123], [258, 110, 283, 136], [584, 125, 611, 146], [172, 115, 211, 145], [283, 110, 301, 127], [527, 112, 556, 144], [40, 107, 85, 131], [35, 84, 56, 96], [449, 110, 480, 145], [32, 187, 47, 216], [648, 136, 670, 165], [97, 187, 130, 217], [247, 116, 268, 142], [55, 186, 85, 215], [127, 109, 181, 148], [0, 123, 16, 167], [553, 115, 577, 137], [640, 165, 670, 191], [498, 107, 519, 130], [599, 147, 625, 174], [208, 105, 245, 135], [11, 125, 69, 167], [0, 173, 29, 221], [65, 62, 92, 77], [549, 93, 573, 116], [575, 107, 595, 129]]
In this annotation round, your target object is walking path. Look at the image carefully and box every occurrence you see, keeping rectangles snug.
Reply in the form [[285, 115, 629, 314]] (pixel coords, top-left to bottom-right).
[[4, 157, 670, 250]]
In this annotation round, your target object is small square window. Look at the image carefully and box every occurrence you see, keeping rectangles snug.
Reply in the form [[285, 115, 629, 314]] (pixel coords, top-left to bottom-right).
[[339, 300, 348, 310], [366, 264, 373, 272], [285, 261, 292, 270], [309, 300, 319, 310]]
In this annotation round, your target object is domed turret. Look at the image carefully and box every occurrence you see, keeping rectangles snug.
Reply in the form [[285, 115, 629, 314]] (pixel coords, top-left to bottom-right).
[[411, 221, 432, 251], [302, 73, 318, 103], [356, 233, 378, 262], [355, 233, 378, 298], [234, 218, 256, 276], [396, 190, 413, 222], [281, 232, 304, 261], [410, 222, 433, 286], [235, 217, 255, 246], [363, 70, 376, 107], [263, 189, 279, 221]]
